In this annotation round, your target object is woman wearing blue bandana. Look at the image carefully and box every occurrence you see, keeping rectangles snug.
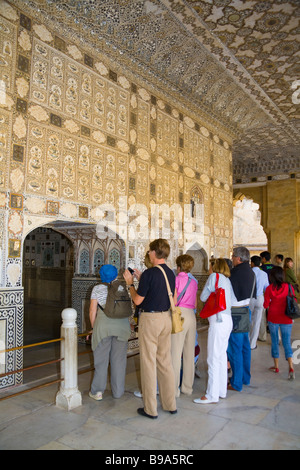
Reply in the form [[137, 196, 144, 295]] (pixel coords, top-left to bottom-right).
[[88, 264, 131, 401]]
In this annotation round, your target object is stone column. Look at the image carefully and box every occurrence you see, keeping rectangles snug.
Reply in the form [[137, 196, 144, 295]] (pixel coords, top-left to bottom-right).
[[56, 308, 82, 411]]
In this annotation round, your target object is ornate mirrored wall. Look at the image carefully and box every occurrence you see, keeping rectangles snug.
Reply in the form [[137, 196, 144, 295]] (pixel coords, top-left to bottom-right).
[[0, 1, 234, 389]]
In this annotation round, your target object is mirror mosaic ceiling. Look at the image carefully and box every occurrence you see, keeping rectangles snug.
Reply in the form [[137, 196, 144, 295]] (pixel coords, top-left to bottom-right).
[[11, 0, 300, 182]]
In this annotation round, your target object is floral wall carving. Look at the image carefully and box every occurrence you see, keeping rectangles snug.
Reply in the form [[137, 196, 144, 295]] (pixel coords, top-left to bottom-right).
[[0, 1, 234, 291]]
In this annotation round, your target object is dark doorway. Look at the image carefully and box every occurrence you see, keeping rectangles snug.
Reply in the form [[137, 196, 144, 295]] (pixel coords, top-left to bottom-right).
[[22, 227, 74, 382]]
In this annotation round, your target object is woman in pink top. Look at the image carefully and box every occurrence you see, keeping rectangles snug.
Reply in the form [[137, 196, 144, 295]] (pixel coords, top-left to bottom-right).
[[171, 254, 198, 397], [264, 266, 295, 380]]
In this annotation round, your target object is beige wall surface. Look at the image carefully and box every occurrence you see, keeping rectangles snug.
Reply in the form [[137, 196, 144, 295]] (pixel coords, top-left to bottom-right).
[[234, 179, 300, 279]]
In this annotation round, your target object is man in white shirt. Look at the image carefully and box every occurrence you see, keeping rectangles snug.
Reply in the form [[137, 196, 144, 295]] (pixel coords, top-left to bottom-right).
[[249, 256, 269, 350]]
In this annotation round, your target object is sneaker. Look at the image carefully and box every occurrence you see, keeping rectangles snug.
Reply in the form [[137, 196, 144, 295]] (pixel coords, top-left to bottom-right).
[[89, 391, 103, 401], [134, 390, 159, 397], [288, 369, 295, 380]]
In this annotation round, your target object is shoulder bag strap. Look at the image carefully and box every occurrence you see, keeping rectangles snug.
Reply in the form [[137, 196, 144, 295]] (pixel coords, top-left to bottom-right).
[[156, 265, 175, 311], [215, 273, 219, 290], [177, 278, 192, 303], [250, 276, 256, 300], [97, 282, 110, 312]]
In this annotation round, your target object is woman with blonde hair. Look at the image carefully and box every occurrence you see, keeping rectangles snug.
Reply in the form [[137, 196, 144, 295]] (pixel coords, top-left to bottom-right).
[[194, 258, 235, 404], [171, 254, 198, 397]]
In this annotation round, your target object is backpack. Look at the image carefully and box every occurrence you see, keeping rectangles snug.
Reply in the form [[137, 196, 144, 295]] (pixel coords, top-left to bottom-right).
[[100, 280, 133, 319]]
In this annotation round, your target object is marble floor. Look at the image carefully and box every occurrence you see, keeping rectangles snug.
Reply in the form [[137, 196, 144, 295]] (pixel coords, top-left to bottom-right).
[[0, 319, 300, 451]]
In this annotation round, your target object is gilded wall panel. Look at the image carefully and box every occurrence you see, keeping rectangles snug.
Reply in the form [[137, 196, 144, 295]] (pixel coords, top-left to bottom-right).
[[0, 2, 233, 286], [0, 109, 11, 191], [137, 98, 150, 150], [156, 167, 178, 207], [30, 39, 130, 142], [213, 187, 232, 235], [0, 15, 17, 94], [213, 140, 231, 186], [184, 127, 210, 174], [157, 110, 178, 162]]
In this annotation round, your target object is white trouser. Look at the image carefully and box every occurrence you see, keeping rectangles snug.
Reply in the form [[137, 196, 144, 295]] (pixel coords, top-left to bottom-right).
[[206, 313, 233, 402], [249, 295, 264, 349]]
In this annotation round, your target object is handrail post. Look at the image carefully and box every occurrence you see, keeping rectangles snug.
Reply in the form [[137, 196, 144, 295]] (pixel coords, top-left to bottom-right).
[[56, 308, 82, 411]]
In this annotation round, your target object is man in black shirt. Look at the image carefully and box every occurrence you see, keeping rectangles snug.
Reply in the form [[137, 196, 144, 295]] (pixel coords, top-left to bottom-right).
[[228, 246, 255, 392], [260, 251, 275, 280], [124, 238, 177, 419]]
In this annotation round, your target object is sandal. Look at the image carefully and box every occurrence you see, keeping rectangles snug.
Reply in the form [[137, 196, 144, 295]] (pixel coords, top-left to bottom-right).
[[227, 384, 239, 391], [288, 369, 295, 380], [269, 367, 279, 373]]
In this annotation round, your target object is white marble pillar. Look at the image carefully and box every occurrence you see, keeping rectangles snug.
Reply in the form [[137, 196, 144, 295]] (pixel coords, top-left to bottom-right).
[[56, 308, 82, 411]]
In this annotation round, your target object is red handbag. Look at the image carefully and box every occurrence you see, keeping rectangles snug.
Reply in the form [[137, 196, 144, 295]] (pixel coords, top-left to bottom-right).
[[200, 273, 226, 319]]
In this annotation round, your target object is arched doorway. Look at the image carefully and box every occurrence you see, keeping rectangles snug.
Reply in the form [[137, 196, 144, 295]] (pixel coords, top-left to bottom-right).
[[23, 227, 74, 346], [233, 194, 268, 255], [22, 220, 126, 383], [186, 243, 208, 276], [22, 226, 74, 383]]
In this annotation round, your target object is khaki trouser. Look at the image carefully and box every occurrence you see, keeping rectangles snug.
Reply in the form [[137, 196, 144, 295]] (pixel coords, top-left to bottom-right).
[[139, 310, 176, 416], [171, 307, 196, 397]]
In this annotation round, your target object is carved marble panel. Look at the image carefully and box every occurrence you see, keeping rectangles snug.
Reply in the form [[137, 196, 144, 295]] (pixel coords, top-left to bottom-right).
[[0, 1, 233, 288], [0, 288, 23, 389], [30, 39, 130, 142]]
